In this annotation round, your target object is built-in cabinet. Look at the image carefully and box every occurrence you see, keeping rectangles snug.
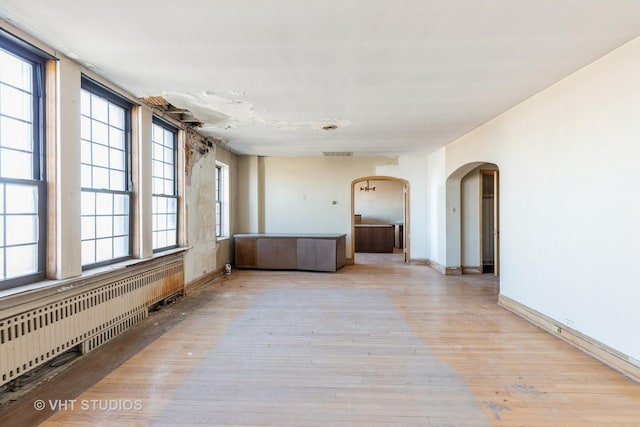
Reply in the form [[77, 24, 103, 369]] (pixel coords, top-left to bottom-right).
[[234, 234, 346, 272], [257, 238, 297, 269], [354, 224, 394, 253]]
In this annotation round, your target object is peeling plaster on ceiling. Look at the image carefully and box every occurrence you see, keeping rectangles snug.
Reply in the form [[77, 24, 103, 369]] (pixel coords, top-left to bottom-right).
[[227, 90, 248, 98], [163, 91, 264, 129], [164, 91, 351, 136], [2, 1, 640, 156]]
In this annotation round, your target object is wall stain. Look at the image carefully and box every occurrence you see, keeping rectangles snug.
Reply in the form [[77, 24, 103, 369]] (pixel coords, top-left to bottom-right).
[[184, 128, 217, 185]]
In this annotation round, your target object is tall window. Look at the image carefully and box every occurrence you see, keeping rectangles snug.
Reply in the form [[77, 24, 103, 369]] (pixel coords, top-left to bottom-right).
[[152, 118, 177, 251], [80, 78, 132, 268], [215, 164, 222, 238], [215, 162, 229, 238], [0, 36, 47, 289]]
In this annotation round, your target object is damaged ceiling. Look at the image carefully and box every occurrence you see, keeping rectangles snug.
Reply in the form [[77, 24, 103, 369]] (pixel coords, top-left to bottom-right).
[[1, 1, 640, 157]]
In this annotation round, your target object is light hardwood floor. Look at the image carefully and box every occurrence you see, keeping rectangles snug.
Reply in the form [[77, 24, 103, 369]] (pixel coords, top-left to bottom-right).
[[3, 252, 640, 426]]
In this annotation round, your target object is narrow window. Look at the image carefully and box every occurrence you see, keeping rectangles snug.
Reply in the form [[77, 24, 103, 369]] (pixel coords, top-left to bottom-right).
[[215, 164, 222, 237], [215, 162, 229, 238], [80, 78, 132, 268], [151, 118, 178, 251], [0, 35, 47, 289]]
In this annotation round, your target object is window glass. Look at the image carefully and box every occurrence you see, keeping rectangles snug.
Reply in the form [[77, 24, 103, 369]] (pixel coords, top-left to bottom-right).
[[151, 119, 178, 251], [0, 39, 46, 288], [80, 78, 132, 268]]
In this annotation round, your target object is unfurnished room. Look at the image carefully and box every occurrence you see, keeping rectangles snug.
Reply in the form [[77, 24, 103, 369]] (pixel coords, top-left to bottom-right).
[[0, 1, 639, 426]]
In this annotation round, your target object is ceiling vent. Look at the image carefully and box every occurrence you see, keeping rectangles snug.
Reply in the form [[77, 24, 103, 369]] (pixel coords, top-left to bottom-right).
[[323, 152, 353, 157]]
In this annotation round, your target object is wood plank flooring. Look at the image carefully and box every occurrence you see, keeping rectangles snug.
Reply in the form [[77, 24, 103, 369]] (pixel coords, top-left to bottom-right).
[[2, 252, 640, 426]]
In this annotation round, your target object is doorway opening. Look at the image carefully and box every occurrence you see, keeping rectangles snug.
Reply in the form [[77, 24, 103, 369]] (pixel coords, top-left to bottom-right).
[[448, 162, 499, 277], [351, 176, 410, 265], [480, 170, 498, 274]]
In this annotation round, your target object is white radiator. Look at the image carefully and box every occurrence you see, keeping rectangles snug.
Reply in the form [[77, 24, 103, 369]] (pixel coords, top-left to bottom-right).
[[0, 254, 184, 387]]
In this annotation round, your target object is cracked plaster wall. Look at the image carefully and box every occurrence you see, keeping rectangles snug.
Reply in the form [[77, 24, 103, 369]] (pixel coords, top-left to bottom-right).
[[183, 130, 236, 285]]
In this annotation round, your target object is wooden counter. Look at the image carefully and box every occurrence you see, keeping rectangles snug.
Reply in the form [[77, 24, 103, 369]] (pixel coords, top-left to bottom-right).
[[354, 224, 394, 253], [234, 234, 346, 272]]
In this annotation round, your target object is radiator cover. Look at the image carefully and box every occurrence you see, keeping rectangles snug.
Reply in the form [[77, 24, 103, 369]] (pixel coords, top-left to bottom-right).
[[0, 254, 184, 387]]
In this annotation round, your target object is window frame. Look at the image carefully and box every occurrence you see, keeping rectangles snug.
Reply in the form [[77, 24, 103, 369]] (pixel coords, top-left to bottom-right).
[[151, 116, 179, 252], [80, 76, 133, 270], [215, 161, 230, 239], [0, 32, 49, 290], [215, 164, 222, 238]]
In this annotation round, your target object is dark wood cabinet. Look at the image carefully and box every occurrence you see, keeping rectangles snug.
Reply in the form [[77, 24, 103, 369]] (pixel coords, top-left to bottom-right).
[[234, 234, 346, 272], [354, 224, 394, 253], [234, 236, 257, 267], [257, 238, 297, 269]]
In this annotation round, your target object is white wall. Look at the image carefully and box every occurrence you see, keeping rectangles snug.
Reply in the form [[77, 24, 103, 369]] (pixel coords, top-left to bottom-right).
[[55, 56, 82, 279], [376, 155, 429, 261], [433, 36, 640, 361], [257, 155, 428, 260], [354, 180, 403, 224], [236, 155, 260, 233], [426, 149, 446, 269]]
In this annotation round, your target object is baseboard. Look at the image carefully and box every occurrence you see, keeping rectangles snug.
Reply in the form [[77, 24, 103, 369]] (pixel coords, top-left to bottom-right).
[[462, 266, 482, 274], [185, 267, 226, 294], [345, 257, 354, 265], [423, 259, 445, 274], [445, 266, 462, 275], [418, 260, 465, 276], [498, 295, 640, 383]]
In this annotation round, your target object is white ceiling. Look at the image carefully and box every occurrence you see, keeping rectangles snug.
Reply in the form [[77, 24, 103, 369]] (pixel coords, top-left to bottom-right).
[[2, 1, 640, 157]]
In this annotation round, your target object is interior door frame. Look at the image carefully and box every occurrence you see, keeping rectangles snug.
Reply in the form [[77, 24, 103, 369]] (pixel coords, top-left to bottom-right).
[[479, 169, 499, 276], [351, 176, 410, 264]]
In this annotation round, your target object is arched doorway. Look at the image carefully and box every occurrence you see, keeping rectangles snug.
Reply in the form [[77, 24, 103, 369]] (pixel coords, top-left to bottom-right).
[[445, 163, 499, 276], [350, 176, 410, 264]]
